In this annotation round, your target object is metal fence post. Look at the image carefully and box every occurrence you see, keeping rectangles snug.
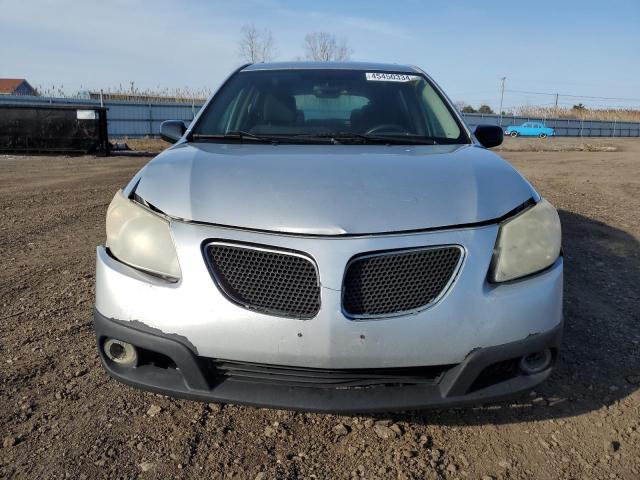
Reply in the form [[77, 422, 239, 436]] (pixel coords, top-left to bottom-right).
[[148, 102, 153, 137]]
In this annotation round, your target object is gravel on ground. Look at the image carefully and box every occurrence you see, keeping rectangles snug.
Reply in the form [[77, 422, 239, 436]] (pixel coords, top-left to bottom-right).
[[1, 139, 638, 479]]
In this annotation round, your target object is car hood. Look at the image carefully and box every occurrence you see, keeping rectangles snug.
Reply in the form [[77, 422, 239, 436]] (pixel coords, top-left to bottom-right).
[[131, 143, 537, 235]]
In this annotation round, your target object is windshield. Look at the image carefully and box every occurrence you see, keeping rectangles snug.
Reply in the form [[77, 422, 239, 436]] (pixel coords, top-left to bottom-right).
[[191, 69, 469, 144]]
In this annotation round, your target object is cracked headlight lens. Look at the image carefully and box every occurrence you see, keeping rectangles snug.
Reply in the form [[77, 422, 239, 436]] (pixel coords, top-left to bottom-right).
[[105, 190, 181, 281], [491, 199, 561, 282]]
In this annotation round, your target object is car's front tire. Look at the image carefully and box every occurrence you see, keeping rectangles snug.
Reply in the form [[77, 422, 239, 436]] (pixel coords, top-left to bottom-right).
[[510, 131, 519, 137], [539, 133, 547, 138]]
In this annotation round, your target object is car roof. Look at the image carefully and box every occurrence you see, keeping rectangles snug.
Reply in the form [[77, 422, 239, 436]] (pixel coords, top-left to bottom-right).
[[241, 61, 420, 73]]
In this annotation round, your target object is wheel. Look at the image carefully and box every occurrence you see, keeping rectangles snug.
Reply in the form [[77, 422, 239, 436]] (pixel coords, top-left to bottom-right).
[[510, 131, 518, 137], [539, 133, 547, 138]]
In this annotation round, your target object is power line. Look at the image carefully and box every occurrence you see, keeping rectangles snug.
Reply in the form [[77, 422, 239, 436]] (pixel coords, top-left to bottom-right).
[[505, 89, 640, 102], [556, 101, 640, 109]]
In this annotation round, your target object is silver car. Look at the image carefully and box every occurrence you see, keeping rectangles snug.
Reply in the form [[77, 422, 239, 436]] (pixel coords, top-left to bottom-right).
[[94, 62, 563, 412]]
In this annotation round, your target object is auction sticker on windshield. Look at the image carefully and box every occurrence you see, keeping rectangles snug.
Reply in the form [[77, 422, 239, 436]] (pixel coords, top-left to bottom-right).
[[365, 72, 419, 82]]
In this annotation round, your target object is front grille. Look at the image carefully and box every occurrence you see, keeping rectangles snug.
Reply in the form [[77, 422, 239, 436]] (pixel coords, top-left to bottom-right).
[[343, 246, 463, 317], [204, 242, 320, 319], [208, 359, 452, 389]]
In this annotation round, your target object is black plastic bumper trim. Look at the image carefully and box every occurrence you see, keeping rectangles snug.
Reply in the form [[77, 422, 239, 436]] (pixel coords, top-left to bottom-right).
[[93, 309, 563, 413]]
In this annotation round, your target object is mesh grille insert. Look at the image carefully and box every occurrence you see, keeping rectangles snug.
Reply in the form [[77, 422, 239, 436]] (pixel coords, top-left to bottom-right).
[[343, 246, 462, 317], [205, 243, 320, 319]]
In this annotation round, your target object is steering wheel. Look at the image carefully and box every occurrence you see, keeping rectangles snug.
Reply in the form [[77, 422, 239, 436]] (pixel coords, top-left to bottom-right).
[[365, 124, 410, 135]]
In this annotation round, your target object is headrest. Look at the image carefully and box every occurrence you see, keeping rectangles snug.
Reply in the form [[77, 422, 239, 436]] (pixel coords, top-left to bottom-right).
[[263, 94, 296, 125]]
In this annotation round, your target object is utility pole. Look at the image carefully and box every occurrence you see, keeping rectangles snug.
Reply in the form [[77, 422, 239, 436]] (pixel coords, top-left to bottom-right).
[[499, 77, 506, 126], [554, 93, 559, 109]]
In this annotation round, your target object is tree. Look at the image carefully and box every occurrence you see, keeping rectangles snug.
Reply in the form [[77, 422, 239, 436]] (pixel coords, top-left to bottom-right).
[[453, 101, 466, 112], [572, 103, 586, 111], [303, 32, 352, 61], [461, 105, 476, 113], [478, 104, 494, 114], [238, 24, 277, 63]]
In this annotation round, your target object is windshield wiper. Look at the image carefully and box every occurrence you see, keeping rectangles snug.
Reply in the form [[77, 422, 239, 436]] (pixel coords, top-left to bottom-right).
[[190, 131, 336, 144], [297, 132, 438, 145], [373, 133, 441, 145], [191, 131, 439, 145], [191, 131, 279, 144]]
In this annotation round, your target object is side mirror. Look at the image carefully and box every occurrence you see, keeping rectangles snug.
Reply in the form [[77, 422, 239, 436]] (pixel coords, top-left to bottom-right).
[[160, 120, 186, 144], [474, 125, 503, 148]]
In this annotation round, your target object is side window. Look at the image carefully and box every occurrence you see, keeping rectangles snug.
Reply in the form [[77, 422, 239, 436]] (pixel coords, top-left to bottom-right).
[[202, 85, 258, 133], [420, 82, 461, 139], [216, 90, 242, 131], [231, 87, 263, 132]]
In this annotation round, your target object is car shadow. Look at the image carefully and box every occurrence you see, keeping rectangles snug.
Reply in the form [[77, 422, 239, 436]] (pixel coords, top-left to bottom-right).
[[376, 209, 640, 426]]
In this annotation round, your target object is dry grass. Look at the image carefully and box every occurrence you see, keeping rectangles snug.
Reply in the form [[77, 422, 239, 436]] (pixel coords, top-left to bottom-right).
[[33, 84, 210, 104], [512, 106, 640, 123], [118, 137, 170, 152]]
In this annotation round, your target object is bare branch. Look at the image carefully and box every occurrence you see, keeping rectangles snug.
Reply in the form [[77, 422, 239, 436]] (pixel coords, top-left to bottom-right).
[[303, 32, 352, 62], [334, 37, 353, 62], [260, 29, 276, 62], [238, 24, 277, 63]]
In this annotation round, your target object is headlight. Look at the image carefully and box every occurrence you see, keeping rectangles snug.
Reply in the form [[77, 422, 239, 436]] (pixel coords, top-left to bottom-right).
[[106, 190, 181, 281], [490, 199, 561, 282]]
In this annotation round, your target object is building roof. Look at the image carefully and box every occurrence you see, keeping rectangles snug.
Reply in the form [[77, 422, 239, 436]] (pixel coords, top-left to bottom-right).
[[0, 78, 29, 94], [242, 61, 419, 73]]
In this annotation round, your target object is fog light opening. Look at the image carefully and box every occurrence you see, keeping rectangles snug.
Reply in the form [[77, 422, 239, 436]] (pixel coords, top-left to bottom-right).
[[104, 338, 138, 367], [519, 349, 552, 375]]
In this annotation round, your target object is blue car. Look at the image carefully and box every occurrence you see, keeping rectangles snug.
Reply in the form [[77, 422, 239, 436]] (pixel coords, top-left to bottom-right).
[[506, 122, 554, 138]]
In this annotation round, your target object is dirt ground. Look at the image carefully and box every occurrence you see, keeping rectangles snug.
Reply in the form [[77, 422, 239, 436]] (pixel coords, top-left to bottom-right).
[[1, 138, 638, 479]]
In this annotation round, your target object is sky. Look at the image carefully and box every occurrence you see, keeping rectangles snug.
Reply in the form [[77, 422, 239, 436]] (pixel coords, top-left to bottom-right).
[[1, 0, 639, 110]]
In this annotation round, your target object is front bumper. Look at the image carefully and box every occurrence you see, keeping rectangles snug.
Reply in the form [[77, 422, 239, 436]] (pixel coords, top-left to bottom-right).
[[95, 220, 563, 369], [94, 309, 563, 413], [95, 217, 563, 411]]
